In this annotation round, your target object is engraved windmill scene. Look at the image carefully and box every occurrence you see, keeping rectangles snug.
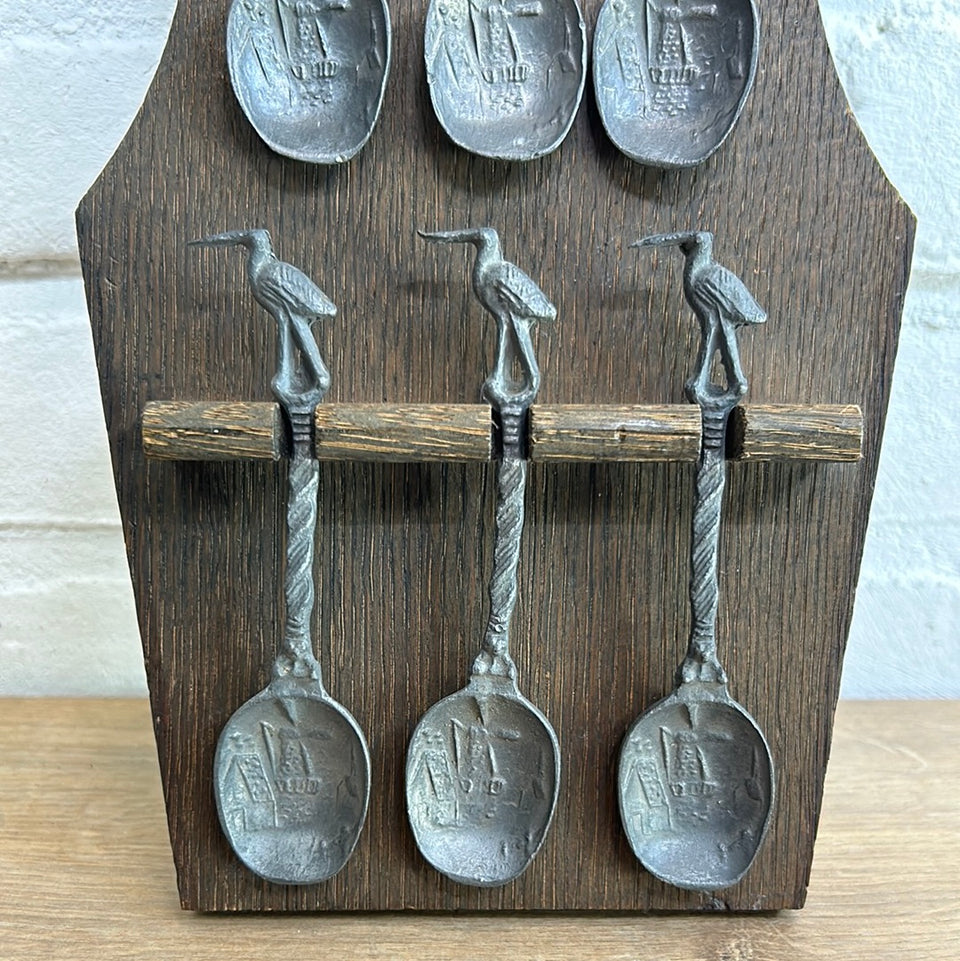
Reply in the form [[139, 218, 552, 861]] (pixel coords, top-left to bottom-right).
[[215, 694, 368, 883], [407, 693, 557, 883], [227, 0, 390, 162], [594, 0, 758, 166], [425, 0, 586, 159], [619, 699, 772, 886]]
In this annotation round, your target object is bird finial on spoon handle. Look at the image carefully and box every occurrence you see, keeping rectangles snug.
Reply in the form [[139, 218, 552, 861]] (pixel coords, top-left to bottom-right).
[[190, 228, 335, 414], [633, 229, 766, 413]]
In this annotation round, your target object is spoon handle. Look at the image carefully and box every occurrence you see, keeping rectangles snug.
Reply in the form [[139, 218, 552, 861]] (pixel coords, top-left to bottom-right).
[[473, 408, 526, 681], [682, 406, 730, 685], [274, 408, 324, 683]]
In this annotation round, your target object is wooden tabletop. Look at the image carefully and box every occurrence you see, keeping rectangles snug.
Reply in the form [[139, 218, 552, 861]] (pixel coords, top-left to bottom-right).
[[1, 699, 957, 959]]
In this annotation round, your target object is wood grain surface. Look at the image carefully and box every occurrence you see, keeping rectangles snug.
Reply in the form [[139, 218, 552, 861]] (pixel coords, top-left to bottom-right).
[[730, 404, 863, 461], [77, 0, 914, 911], [143, 402, 862, 463], [142, 400, 284, 460], [2, 699, 957, 960], [314, 403, 493, 460], [532, 404, 701, 461]]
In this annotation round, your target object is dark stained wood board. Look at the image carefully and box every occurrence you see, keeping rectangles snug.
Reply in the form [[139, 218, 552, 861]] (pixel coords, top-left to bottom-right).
[[77, 0, 914, 911]]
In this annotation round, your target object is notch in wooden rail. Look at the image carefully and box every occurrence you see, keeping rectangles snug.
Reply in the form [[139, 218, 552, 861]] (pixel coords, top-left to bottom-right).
[[142, 401, 862, 464]]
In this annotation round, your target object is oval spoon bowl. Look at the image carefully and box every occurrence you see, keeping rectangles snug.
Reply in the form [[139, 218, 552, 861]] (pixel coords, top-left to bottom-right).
[[593, 0, 759, 168], [425, 0, 586, 161], [406, 679, 560, 886], [215, 681, 370, 885], [618, 684, 773, 890], [227, 0, 391, 163]]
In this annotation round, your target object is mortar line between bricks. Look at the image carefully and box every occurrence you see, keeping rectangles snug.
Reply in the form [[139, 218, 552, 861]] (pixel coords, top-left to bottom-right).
[[0, 257, 82, 280]]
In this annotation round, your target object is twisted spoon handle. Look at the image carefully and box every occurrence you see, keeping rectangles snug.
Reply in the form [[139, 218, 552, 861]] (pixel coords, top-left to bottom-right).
[[473, 410, 526, 680], [273, 409, 323, 683], [681, 407, 729, 684]]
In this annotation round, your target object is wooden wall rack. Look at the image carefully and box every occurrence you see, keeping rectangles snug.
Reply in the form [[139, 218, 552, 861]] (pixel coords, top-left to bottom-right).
[[78, 0, 913, 913]]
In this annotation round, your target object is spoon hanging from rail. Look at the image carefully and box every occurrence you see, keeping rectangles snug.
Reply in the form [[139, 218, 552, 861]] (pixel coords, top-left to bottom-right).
[[618, 230, 774, 890], [406, 228, 560, 886], [192, 229, 370, 884]]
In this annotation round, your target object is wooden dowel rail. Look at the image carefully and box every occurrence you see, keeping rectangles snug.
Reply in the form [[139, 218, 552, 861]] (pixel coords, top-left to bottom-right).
[[729, 403, 863, 462], [141, 401, 284, 461], [314, 403, 492, 462], [141, 401, 863, 464], [529, 405, 701, 462]]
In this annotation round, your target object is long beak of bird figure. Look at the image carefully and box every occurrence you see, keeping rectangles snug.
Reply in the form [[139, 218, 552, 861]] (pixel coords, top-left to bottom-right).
[[188, 230, 251, 249], [418, 228, 490, 245], [630, 231, 700, 250]]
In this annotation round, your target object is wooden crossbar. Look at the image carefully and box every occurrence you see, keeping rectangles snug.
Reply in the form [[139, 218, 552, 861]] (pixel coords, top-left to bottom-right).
[[142, 401, 862, 464]]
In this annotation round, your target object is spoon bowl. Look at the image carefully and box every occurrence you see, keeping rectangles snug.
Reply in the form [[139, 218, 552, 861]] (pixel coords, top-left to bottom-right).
[[593, 0, 759, 167], [227, 0, 391, 163], [424, 0, 586, 160], [619, 682, 772, 890], [215, 679, 370, 885], [407, 677, 559, 886]]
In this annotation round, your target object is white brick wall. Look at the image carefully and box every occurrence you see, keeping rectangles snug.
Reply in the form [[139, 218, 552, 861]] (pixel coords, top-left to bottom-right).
[[0, 0, 176, 694], [0, 1, 956, 696], [820, 0, 960, 696]]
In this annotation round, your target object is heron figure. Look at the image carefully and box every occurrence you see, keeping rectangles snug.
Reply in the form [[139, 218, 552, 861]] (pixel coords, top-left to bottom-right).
[[419, 227, 556, 412], [189, 228, 335, 409], [632, 230, 766, 405]]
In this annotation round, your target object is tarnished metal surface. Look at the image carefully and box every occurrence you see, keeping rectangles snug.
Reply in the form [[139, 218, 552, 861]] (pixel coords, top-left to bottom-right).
[[618, 231, 773, 891], [192, 229, 370, 884], [405, 679, 559, 887], [425, 0, 586, 160], [212, 684, 370, 884], [593, 0, 759, 167], [407, 228, 559, 886], [226, 0, 391, 163]]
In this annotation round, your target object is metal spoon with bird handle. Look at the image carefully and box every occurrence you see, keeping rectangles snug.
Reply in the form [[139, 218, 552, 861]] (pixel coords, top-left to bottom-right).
[[191, 229, 370, 885], [618, 230, 774, 891], [405, 228, 560, 887]]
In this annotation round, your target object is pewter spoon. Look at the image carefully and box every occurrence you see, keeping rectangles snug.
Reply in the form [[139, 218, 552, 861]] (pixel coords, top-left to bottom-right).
[[424, 0, 586, 161], [406, 228, 560, 886], [192, 230, 370, 884], [226, 0, 391, 163], [593, 0, 759, 167], [619, 231, 774, 891]]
